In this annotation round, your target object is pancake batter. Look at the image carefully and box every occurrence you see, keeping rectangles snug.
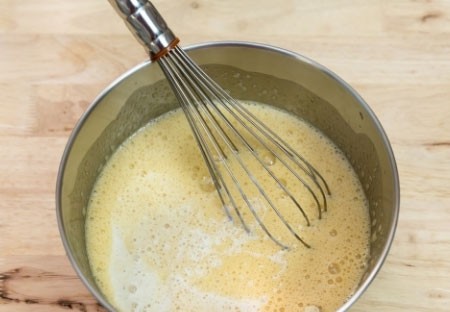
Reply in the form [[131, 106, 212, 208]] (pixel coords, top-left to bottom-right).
[[86, 101, 370, 312]]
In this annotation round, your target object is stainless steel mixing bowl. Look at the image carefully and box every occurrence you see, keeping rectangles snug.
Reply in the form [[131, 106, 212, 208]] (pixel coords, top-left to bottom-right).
[[56, 41, 399, 311]]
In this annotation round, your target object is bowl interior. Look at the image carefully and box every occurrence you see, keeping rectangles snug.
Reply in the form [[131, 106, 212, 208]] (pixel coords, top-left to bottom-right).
[[57, 42, 399, 311]]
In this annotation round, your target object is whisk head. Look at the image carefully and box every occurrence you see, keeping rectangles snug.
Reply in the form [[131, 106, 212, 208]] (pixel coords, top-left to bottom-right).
[[157, 46, 331, 249], [109, 0, 331, 249]]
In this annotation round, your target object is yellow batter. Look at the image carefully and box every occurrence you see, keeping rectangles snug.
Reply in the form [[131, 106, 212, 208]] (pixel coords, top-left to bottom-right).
[[86, 101, 370, 312]]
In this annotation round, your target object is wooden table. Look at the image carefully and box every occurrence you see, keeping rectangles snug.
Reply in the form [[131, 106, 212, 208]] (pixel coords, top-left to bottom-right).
[[1, 0, 449, 311]]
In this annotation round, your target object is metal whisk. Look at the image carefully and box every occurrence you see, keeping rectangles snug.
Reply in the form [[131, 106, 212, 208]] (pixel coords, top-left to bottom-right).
[[110, 0, 330, 249]]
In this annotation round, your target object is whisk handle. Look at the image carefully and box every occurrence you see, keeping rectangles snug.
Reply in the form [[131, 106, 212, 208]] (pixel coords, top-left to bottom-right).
[[108, 0, 179, 60]]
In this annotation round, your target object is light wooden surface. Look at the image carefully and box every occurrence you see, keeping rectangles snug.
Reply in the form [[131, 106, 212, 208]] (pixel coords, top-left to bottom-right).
[[1, 0, 449, 311]]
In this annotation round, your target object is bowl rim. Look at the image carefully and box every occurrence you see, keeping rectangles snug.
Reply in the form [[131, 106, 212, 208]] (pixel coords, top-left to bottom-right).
[[56, 40, 400, 312]]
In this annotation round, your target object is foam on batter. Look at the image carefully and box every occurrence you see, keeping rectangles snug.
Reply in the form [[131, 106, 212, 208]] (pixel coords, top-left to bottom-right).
[[86, 101, 370, 312]]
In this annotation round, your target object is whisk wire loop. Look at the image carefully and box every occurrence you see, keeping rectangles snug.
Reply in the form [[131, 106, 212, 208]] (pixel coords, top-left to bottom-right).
[[160, 47, 329, 248]]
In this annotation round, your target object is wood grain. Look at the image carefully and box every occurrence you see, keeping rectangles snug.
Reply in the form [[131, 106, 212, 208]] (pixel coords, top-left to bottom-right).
[[1, 0, 449, 311]]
